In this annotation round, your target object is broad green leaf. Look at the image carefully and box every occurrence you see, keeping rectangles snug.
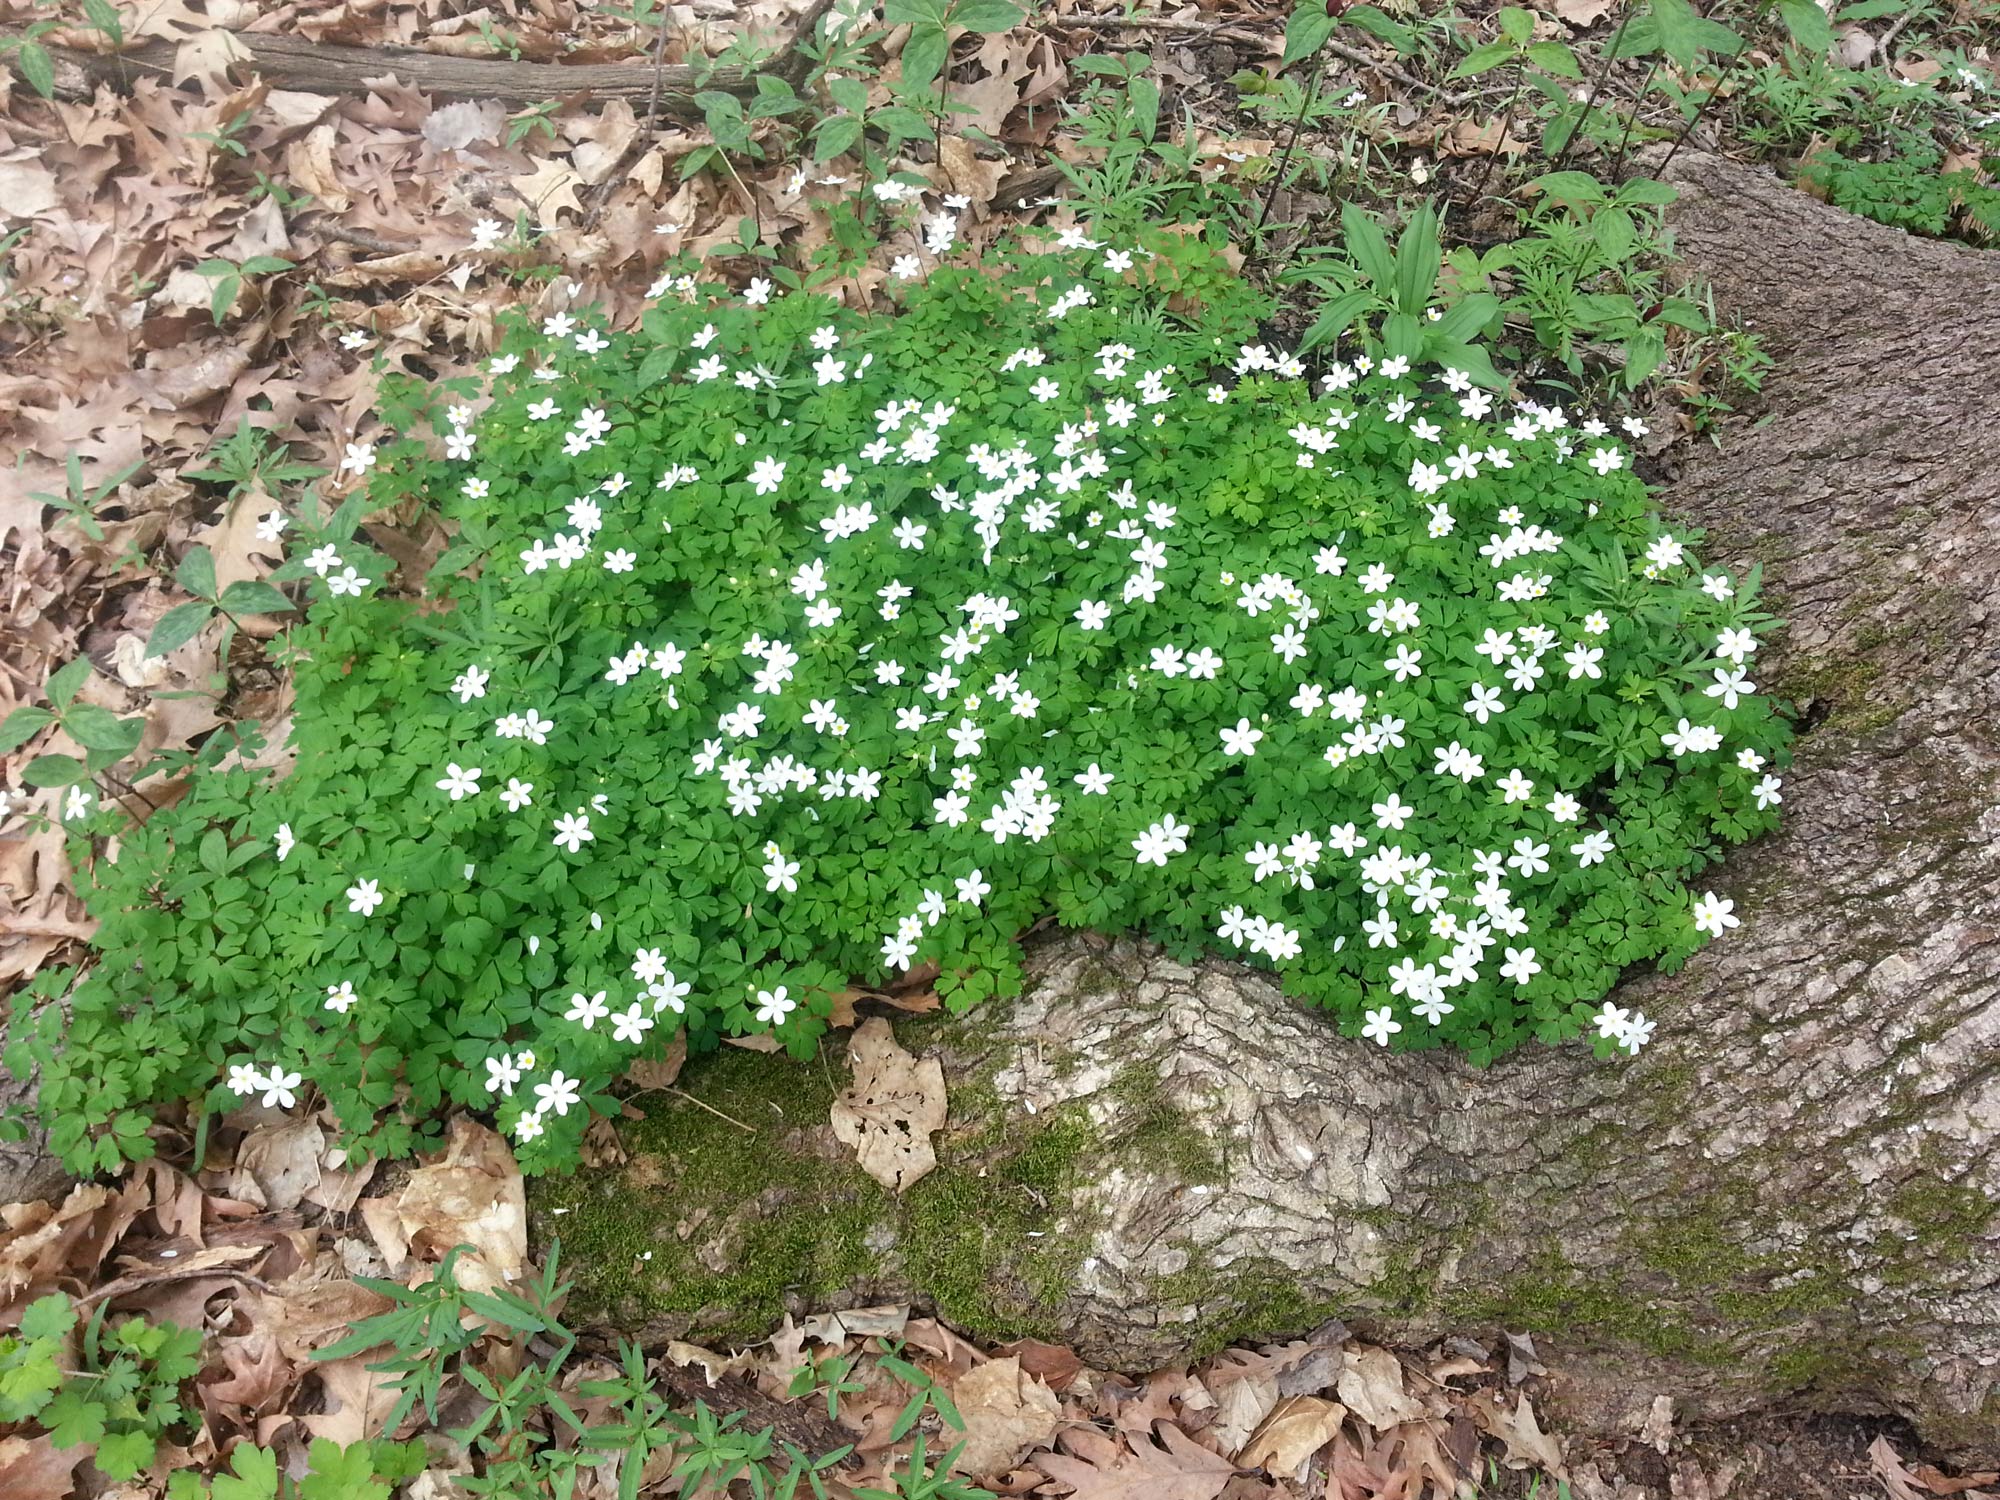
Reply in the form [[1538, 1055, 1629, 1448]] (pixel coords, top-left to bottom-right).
[[1528, 169, 1612, 206], [1497, 7, 1536, 44], [1392, 201, 1441, 315], [176, 546, 218, 601], [813, 113, 864, 162], [898, 25, 949, 90], [1129, 75, 1160, 143], [1449, 39, 1516, 78], [145, 600, 217, 659], [1299, 289, 1373, 353], [1433, 291, 1501, 343], [951, 0, 1024, 31], [1615, 176, 1680, 205], [1382, 310, 1424, 360], [1, 706, 56, 754], [1339, 201, 1396, 290], [1346, 6, 1417, 54], [1624, 328, 1667, 388], [62, 705, 143, 755], [827, 76, 869, 114], [19, 1293, 75, 1341], [1649, 0, 1703, 66], [217, 579, 294, 616], [17, 40, 54, 98], [95, 1430, 156, 1482], [237, 256, 294, 276], [41, 1389, 108, 1449], [1592, 204, 1637, 263], [22, 754, 86, 789], [212, 1442, 280, 1500], [1775, 0, 1834, 52], [1526, 40, 1583, 78], [1429, 339, 1507, 390], [1282, 1, 1339, 66], [47, 656, 92, 709]]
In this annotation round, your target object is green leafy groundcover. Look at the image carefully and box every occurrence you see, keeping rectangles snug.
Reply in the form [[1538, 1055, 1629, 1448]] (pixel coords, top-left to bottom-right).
[[9, 222, 1791, 1174]]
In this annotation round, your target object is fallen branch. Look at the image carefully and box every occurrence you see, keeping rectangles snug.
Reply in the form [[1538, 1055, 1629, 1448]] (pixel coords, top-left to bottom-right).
[[1, 1, 836, 108], [1036, 11, 1456, 101]]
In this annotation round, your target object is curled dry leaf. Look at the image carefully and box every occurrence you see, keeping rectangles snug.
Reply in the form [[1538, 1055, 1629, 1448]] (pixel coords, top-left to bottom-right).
[[947, 1356, 1063, 1479], [802, 1304, 910, 1343], [1236, 1394, 1346, 1478], [359, 1116, 525, 1292], [1335, 1346, 1423, 1431], [226, 1120, 326, 1212], [829, 1017, 947, 1193]]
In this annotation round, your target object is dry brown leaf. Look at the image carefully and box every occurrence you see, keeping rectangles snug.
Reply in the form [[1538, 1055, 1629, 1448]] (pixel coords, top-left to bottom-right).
[[1913, 1462, 2000, 1495], [1336, 1347, 1421, 1431], [0, 1433, 83, 1500], [1469, 1391, 1565, 1477], [803, 1305, 910, 1342], [1553, 0, 1614, 24], [996, 1337, 1084, 1393], [360, 1117, 525, 1292], [243, 1276, 395, 1363], [948, 1356, 1063, 1479], [1205, 1362, 1280, 1460], [1034, 1422, 1235, 1500], [511, 155, 587, 228], [227, 1120, 325, 1212], [0, 153, 59, 219], [422, 101, 506, 153], [829, 1017, 947, 1193], [173, 29, 253, 92], [1446, 116, 1531, 159], [304, 1354, 403, 1446], [1872, 1436, 1932, 1500], [1238, 1395, 1345, 1478]]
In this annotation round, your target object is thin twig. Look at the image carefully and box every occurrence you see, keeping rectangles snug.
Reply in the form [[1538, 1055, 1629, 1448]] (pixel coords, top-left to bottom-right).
[[1037, 12, 1466, 103], [653, 1085, 759, 1133]]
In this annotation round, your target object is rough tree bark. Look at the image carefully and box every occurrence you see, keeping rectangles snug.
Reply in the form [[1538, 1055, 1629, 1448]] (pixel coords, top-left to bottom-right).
[[541, 151, 2000, 1459]]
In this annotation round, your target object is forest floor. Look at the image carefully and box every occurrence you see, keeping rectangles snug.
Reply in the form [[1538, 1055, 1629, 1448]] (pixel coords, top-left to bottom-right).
[[1, 0, 1996, 1495]]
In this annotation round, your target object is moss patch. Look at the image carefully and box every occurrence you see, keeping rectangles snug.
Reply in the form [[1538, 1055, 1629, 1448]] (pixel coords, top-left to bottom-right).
[[529, 1044, 880, 1342], [531, 1036, 1102, 1344]]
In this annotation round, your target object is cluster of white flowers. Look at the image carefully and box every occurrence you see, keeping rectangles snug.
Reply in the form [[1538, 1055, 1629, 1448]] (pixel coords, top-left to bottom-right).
[[273, 216, 1793, 1146]]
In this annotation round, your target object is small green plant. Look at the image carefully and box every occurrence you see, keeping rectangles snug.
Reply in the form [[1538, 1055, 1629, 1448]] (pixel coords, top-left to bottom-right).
[[193, 255, 295, 324], [1, 655, 147, 800], [506, 100, 564, 148], [186, 417, 330, 502], [1, 18, 58, 97], [25, 448, 144, 543], [0, 1293, 203, 1481], [1465, 170, 1715, 390], [143, 540, 298, 659], [166, 1438, 428, 1500]]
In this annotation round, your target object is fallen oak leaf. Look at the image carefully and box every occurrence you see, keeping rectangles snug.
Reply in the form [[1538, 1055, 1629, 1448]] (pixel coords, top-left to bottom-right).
[[1468, 1391, 1565, 1478], [1913, 1464, 2000, 1496], [1033, 1421, 1236, 1500]]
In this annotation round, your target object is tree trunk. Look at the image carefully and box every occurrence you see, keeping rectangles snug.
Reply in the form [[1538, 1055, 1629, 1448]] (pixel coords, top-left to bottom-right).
[[537, 152, 2000, 1461]]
